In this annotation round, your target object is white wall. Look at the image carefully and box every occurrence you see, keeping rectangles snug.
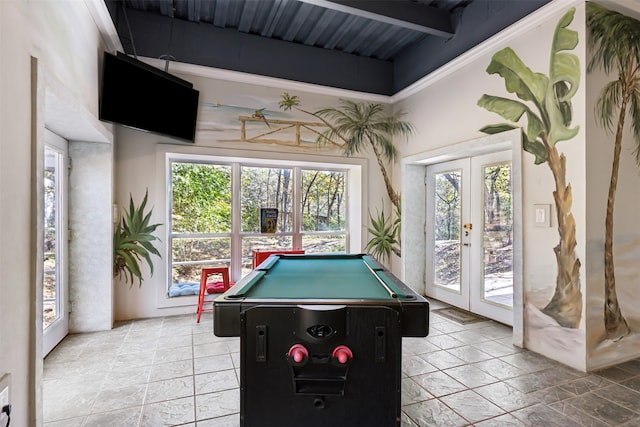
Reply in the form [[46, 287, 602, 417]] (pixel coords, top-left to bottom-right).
[[395, 0, 638, 370], [0, 1, 110, 425], [68, 141, 113, 332], [5, 5, 639, 426], [113, 72, 389, 321], [394, 2, 589, 370]]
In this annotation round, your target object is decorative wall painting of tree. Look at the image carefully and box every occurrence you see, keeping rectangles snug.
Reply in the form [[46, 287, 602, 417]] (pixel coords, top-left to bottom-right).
[[478, 8, 582, 329]]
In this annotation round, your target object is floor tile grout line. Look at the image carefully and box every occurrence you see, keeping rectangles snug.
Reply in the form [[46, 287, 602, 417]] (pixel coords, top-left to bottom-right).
[[44, 311, 640, 427], [191, 324, 199, 425]]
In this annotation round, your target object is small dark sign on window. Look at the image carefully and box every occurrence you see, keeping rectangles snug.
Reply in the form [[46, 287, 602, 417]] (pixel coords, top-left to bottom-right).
[[260, 208, 278, 233]]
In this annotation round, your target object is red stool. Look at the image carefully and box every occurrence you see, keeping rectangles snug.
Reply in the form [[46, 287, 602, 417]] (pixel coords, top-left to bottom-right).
[[196, 267, 229, 323]]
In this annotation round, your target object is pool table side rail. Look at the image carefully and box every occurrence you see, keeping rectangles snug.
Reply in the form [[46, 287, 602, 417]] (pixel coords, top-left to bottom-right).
[[213, 254, 429, 337]]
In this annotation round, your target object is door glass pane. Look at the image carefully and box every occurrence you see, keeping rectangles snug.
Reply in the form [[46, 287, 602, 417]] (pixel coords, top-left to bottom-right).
[[44, 148, 61, 329], [433, 170, 462, 293], [481, 163, 513, 307]]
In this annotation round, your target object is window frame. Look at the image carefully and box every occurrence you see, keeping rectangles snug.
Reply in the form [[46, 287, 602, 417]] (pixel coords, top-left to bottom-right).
[[156, 147, 365, 308]]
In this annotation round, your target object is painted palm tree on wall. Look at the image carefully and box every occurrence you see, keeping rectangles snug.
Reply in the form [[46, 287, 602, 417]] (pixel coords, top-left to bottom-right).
[[279, 94, 413, 210], [279, 94, 413, 260], [478, 8, 583, 328], [586, 3, 640, 341]]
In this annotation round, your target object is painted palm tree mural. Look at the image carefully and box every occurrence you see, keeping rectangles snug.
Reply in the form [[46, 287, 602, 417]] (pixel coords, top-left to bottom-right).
[[587, 3, 640, 341], [478, 8, 582, 328], [279, 94, 414, 260]]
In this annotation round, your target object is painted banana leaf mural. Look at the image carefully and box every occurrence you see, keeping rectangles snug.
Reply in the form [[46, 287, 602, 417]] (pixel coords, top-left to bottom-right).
[[478, 8, 582, 328]]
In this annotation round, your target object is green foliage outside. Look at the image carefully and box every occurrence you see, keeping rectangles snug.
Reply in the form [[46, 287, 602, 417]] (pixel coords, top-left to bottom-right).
[[484, 165, 513, 240], [171, 163, 231, 233], [434, 173, 461, 241], [241, 167, 293, 233], [170, 161, 347, 283], [302, 170, 346, 232], [171, 163, 232, 282]]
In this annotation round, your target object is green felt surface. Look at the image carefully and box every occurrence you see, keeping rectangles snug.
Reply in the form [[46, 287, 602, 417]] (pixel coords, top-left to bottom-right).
[[241, 256, 407, 299]]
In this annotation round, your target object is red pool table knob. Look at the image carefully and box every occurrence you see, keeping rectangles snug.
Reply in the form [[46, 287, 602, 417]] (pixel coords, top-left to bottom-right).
[[288, 344, 308, 363], [332, 345, 353, 364]]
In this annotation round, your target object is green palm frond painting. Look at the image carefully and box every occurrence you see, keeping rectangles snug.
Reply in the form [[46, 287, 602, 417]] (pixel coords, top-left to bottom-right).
[[364, 207, 399, 262], [280, 95, 413, 261], [113, 190, 162, 288], [478, 8, 582, 329]]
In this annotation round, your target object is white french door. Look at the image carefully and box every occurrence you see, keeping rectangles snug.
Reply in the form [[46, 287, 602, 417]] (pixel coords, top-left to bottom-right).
[[43, 130, 69, 356], [426, 151, 514, 325]]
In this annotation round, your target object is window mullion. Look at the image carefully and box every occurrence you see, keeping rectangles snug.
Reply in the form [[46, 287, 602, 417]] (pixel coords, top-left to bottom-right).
[[292, 166, 302, 249], [231, 162, 242, 282]]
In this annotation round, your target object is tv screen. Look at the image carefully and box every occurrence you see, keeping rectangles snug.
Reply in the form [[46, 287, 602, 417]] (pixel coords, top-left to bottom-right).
[[99, 52, 199, 142]]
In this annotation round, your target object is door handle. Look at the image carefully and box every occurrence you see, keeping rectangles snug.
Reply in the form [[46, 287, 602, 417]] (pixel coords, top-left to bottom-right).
[[462, 243, 470, 247]]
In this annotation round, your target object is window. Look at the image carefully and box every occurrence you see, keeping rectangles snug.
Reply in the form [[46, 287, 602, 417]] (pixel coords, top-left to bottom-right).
[[168, 156, 355, 295], [170, 162, 232, 286], [300, 169, 347, 254]]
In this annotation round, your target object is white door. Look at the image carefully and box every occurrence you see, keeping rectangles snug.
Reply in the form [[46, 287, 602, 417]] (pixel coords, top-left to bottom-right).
[[43, 130, 69, 355], [426, 151, 513, 325]]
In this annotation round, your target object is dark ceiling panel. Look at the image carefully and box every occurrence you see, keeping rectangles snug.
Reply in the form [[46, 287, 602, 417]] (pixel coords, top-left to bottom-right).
[[393, 0, 550, 92], [105, 0, 547, 95]]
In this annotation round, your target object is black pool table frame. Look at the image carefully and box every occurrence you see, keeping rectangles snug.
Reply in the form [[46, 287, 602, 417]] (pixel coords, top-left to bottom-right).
[[213, 253, 430, 427]]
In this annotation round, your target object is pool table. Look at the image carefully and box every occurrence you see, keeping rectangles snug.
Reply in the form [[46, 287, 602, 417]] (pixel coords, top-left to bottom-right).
[[214, 253, 429, 427]]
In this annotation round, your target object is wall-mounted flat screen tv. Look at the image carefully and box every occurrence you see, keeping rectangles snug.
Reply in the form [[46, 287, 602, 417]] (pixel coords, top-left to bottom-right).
[[99, 51, 199, 142]]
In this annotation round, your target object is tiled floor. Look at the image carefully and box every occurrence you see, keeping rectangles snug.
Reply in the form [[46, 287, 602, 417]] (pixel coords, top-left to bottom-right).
[[43, 301, 640, 426]]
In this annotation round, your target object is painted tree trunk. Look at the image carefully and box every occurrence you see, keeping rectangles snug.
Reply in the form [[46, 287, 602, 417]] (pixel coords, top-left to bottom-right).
[[369, 140, 400, 209], [604, 98, 630, 340], [541, 143, 583, 328]]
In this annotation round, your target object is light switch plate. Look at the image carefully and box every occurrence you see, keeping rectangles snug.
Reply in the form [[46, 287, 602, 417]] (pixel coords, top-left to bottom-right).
[[534, 204, 551, 228]]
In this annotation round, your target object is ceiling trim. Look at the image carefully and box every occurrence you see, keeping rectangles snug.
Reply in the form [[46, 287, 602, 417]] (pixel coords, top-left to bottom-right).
[[84, 0, 123, 53], [86, 0, 392, 102], [391, 0, 583, 102], [140, 57, 393, 104]]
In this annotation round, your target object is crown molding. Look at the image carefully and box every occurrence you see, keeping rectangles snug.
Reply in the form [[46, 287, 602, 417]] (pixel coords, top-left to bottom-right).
[[138, 57, 393, 104], [84, 0, 123, 53]]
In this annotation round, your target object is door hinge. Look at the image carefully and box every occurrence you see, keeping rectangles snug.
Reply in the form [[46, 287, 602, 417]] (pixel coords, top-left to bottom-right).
[[68, 228, 72, 242]]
